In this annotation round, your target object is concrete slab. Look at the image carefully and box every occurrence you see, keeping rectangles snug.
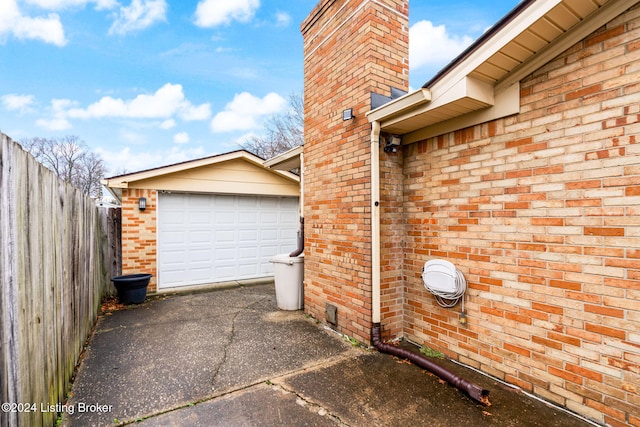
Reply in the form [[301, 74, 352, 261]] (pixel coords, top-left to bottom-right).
[[63, 284, 594, 427], [281, 352, 588, 427], [137, 383, 339, 427]]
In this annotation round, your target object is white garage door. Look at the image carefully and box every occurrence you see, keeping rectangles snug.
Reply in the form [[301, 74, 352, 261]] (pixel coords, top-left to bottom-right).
[[158, 193, 299, 289]]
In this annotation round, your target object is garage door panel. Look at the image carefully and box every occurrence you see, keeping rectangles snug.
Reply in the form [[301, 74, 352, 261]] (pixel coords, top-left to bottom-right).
[[239, 212, 257, 223], [281, 210, 298, 221], [239, 229, 258, 242], [190, 267, 212, 281], [215, 230, 236, 243], [260, 229, 278, 239], [162, 211, 185, 224], [238, 197, 257, 207], [163, 230, 186, 244], [259, 197, 279, 208], [190, 248, 211, 262], [238, 264, 259, 276], [189, 231, 212, 244], [260, 212, 278, 223], [214, 265, 236, 278], [238, 246, 257, 258], [190, 211, 211, 225], [163, 250, 186, 264], [215, 247, 236, 260]]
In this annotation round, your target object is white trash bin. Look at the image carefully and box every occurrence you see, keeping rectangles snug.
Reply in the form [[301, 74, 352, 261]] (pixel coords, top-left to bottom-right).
[[270, 254, 304, 310]]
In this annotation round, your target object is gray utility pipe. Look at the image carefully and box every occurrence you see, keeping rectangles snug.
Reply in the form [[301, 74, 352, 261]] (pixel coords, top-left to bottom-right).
[[372, 324, 491, 405], [289, 217, 304, 257]]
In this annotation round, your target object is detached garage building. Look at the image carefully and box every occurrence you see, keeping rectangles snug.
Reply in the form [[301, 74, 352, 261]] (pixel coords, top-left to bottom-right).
[[103, 150, 300, 293]]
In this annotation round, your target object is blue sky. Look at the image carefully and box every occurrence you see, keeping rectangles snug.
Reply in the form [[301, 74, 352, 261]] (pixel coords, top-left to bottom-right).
[[0, 0, 519, 175]]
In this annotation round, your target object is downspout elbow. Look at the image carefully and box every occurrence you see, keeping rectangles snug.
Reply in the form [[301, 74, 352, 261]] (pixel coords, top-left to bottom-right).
[[371, 324, 491, 405], [289, 217, 304, 257]]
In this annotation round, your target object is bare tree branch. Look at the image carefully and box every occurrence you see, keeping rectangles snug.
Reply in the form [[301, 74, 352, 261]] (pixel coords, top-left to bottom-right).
[[20, 135, 107, 198], [240, 93, 303, 160]]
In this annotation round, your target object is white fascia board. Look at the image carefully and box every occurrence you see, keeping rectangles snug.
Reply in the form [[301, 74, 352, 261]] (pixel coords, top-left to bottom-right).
[[366, 88, 432, 123]]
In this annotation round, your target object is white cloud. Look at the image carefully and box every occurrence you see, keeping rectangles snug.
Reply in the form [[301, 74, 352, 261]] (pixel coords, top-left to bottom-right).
[[210, 92, 286, 133], [36, 98, 75, 130], [97, 145, 207, 175], [275, 12, 290, 27], [118, 129, 147, 144], [24, 0, 117, 10], [66, 83, 209, 120], [173, 132, 189, 144], [33, 84, 210, 132], [160, 118, 176, 129], [0, 0, 66, 46], [108, 0, 167, 35], [194, 0, 259, 28], [409, 20, 474, 71], [36, 117, 72, 130], [1, 94, 35, 113], [179, 103, 211, 121]]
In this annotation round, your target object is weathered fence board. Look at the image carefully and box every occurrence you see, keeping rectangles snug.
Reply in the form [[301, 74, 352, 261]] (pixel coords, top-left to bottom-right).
[[1, 133, 115, 426]]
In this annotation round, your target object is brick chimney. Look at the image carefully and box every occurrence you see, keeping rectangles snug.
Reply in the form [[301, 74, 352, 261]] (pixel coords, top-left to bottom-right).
[[301, 0, 409, 343]]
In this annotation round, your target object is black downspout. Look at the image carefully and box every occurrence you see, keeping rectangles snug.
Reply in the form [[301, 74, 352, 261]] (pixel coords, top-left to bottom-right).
[[372, 323, 490, 405], [289, 217, 304, 257]]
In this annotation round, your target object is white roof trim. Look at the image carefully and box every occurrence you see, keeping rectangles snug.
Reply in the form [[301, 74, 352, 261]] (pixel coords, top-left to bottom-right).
[[264, 145, 303, 170], [102, 150, 299, 189], [366, 88, 431, 123]]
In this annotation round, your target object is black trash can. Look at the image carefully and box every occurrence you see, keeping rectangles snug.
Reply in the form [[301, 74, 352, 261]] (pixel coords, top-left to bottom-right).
[[111, 274, 152, 304]]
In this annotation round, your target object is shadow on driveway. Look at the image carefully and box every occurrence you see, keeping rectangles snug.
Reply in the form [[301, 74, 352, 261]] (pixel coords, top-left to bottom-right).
[[63, 284, 593, 427]]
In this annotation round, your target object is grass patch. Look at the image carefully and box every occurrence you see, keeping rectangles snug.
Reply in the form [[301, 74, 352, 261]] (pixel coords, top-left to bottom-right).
[[419, 345, 445, 358]]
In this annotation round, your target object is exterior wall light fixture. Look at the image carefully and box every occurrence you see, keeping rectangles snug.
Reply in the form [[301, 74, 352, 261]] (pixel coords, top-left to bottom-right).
[[342, 108, 354, 120], [138, 197, 147, 211]]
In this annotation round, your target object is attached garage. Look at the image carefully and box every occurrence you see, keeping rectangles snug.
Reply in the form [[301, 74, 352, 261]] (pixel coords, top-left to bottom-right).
[[103, 150, 300, 293]]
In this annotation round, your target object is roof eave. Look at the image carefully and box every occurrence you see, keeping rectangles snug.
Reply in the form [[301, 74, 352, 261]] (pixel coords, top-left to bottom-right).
[[366, 88, 432, 124], [264, 145, 303, 171]]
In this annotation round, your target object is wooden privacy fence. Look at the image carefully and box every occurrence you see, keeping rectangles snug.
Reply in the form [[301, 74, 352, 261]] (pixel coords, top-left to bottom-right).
[[0, 133, 115, 426]]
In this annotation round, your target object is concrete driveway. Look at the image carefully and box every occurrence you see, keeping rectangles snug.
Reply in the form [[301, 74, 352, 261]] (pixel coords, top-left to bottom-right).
[[63, 283, 593, 426]]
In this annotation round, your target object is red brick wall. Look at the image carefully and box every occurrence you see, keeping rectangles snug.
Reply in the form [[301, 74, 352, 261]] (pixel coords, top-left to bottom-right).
[[380, 148, 405, 339], [121, 188, 158, 291], [401, 8, 640, 426], [302, 0, 409, 342]]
